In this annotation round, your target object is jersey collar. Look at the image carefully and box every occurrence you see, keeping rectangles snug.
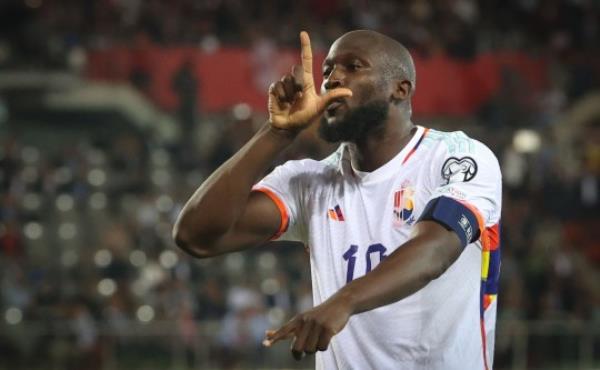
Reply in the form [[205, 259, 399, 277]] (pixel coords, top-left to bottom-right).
[[341, 125, 428, 184]]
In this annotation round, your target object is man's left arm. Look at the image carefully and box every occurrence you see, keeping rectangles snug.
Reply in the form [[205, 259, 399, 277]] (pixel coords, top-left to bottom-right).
[[263, 220, 462, 359]]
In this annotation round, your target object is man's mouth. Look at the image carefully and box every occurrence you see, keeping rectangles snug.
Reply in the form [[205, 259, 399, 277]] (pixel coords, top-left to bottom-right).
[[325, 99, 346, 117]]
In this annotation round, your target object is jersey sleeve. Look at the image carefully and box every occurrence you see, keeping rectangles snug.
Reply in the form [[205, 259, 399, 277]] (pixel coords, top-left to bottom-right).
[[420, 137, 502, 247], [251, 160, 310, 243]]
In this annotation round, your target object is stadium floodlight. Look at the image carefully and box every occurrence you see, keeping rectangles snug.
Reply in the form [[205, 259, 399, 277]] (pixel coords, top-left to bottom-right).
[[136, 305, 155, 323], [159, 250, 178, 269], [87, 169, 107, 187], [257, 252, 277, 270], [98, 278, 117, 297], [233, 103, 252, 121], [513, 129, 541, 153], [4, 308, 22, 325], [94, 249, 112, 267], [129, 250, 147, 267], [23, 222, 43, 240]]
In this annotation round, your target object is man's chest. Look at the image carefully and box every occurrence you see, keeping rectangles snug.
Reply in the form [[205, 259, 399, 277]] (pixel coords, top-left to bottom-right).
[[305, 176, 433, 283], [312, 177, 431, 234]]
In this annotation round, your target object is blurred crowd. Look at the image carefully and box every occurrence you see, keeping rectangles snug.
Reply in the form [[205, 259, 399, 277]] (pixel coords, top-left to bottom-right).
[[0, 122, 315, 368], [1, 0, 599, 69]]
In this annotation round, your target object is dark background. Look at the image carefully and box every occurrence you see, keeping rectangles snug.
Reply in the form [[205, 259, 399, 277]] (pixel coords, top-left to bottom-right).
[[0, 1, 598, 369]]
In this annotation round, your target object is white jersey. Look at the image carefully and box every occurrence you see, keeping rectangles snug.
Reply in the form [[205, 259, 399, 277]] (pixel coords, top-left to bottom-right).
[[253, 126, 502, 370]]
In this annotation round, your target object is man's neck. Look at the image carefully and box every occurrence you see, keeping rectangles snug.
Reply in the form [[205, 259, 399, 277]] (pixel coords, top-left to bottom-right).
[[349, 119, 416, 173]]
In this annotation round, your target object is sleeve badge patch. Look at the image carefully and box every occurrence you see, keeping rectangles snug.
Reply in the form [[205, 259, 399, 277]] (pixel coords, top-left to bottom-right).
[[441, 156, 478, 184]]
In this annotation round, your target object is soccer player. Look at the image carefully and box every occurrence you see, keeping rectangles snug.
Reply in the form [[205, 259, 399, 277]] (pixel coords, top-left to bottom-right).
[[173, 30, 502, 370]]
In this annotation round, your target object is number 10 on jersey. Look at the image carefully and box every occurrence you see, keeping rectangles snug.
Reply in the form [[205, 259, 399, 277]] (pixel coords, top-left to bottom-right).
[[342, 243, 388, 283]]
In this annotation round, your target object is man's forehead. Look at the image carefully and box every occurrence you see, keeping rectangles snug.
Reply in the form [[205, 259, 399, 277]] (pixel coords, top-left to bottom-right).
[[325, 34, 382, 63]]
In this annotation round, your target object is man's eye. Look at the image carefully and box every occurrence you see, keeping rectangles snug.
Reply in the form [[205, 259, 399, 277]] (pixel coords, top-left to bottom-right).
[[348, 63, 362, 70]]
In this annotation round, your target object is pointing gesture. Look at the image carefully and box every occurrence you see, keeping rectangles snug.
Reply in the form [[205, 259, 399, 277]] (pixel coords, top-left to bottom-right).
[[263, 292, 353, 360], [268, 31, 352, 130]]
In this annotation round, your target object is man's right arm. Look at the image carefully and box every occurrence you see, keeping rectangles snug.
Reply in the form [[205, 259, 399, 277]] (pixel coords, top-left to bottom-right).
[[172, 31, 351, 258], [172, 125, 296, 258]]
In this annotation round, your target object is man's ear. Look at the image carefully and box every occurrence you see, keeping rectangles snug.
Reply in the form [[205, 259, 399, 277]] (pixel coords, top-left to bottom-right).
[[391, 80, 412, 102]]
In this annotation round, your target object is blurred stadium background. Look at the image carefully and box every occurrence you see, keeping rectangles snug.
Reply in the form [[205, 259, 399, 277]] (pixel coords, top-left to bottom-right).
[[0, 0, 598, 369]]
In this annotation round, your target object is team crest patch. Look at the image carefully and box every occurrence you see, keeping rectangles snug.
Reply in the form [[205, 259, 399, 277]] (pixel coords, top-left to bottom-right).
[[393, 181, 416, 228]]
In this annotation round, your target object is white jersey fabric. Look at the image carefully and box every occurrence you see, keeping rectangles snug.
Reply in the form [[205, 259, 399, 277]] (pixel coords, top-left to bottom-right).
[[253, 126, 502, 370]]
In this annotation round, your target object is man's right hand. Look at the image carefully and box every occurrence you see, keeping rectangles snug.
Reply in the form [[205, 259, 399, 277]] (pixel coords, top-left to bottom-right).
[[268, 31, 352, 131]]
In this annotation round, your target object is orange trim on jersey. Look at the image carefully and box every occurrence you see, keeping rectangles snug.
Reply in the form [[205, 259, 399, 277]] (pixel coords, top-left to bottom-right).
[[483, 294, 497, 310], [253, 187, 289, 240], [401, 128, 430, 165], [486, 223, 500, 251]]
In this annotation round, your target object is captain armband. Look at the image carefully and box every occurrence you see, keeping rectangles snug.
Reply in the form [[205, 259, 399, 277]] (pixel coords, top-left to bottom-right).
[[418, 196, 481, 248]]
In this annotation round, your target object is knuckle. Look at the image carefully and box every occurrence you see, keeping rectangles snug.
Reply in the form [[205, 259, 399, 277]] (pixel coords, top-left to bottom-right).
[[292, 79, 303, 89], [304, 315, 317, 325]]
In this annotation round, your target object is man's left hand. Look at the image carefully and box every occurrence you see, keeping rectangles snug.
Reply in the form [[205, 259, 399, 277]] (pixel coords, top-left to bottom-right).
[[263, 294, 352, 360]]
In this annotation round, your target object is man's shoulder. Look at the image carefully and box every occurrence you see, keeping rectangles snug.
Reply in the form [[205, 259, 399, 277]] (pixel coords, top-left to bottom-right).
[[277, 147, 342, 177], [423, 128, 499, 165], [419, 128, 501, 187]]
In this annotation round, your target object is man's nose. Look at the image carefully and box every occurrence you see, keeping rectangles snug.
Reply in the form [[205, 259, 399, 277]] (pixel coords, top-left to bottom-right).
[[324, 68, 344, 90]]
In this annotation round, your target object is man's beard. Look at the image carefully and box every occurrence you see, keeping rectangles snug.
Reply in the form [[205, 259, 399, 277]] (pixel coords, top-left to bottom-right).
[[318, 100, 389, 143]]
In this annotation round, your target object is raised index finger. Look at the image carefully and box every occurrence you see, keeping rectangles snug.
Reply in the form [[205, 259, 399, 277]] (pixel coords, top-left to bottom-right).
[[299, 31, 315, 90]]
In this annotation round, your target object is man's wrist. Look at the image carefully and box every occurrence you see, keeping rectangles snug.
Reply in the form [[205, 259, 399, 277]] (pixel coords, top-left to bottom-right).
[[264, 122, 301, 142], [332, 283, 361, 316]]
